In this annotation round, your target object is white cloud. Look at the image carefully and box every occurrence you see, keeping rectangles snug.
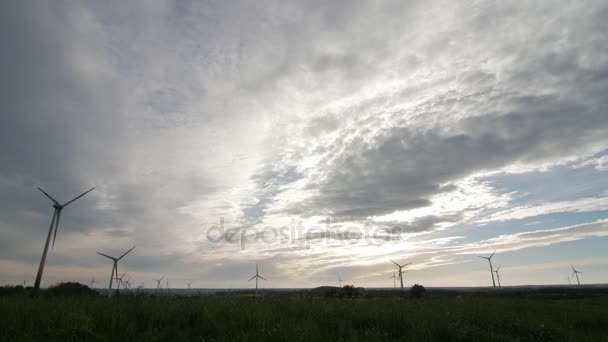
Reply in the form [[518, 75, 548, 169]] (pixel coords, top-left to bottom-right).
[[478, 196, 608, 223]]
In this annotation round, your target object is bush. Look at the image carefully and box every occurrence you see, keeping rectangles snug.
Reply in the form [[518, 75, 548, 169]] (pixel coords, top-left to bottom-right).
[[341, 285, 358, 298], [46, 282, 98, 297], [410, 284, 426, 298]]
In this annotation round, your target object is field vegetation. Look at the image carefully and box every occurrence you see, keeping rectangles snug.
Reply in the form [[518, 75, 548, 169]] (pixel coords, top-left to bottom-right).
[[1, 284, 607, 341]]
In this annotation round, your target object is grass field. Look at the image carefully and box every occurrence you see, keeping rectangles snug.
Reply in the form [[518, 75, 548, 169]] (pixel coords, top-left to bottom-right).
[[1, 288, 607, 341]]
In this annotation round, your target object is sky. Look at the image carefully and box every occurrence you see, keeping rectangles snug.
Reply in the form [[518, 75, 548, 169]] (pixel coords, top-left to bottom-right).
[[1, 0, 608, 289]]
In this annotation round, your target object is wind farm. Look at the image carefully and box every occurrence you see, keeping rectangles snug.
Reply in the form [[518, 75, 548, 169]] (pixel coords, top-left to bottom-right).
[[3, 0, 608, 340]]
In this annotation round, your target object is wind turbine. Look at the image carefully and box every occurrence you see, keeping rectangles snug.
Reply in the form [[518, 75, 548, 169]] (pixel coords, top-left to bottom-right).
[[155, 276, 165, 289], [478, 251, 496, 288], [34, 186, 95, 289], [116, 272, 126, 290], [89, 277, 96, 288], [493, 265, 502, 288], [248, 264, 266, 296], [389, 271, 398, 288], [187, 282, 192, 289], [567, 276, 571, 286], [338, 274, 344, 287], [96, 246, 136, 296], [390, 260, 411, 289], [571, 265, 582, 286]]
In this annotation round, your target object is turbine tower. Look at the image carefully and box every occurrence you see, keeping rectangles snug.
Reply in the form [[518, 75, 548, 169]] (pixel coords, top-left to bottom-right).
[[478, 251, 496, 288], [390, 259, 411, 289], [493, 265, 502, 288], [571, 265, 582, 286], [34, 187, 95, 289], [96, 246, 136, 296], [155, 276, 165, 289], [248, 264, 266, 296]]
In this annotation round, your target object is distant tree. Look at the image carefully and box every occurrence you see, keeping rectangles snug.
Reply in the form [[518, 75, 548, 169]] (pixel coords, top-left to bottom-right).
[[410, 284, 426, 298], [46, 282, 98, 296]]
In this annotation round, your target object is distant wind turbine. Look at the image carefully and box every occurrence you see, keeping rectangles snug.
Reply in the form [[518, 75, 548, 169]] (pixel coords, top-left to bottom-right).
[[187, 282, 192, 289], [89, 277, 96, 288], [155, 276, 165, 289], [571, 265, 582, 286], [248, 264, 266, 296], [116, 272, 126, 290], [389, 271, 398, 288], [493, 265, 502, 288], [96, 246, 136, 296], [34, 186, 95, 289], [478, 251, 496, 288], [338, 274, 344, 287], [390, 260, 411, 289]]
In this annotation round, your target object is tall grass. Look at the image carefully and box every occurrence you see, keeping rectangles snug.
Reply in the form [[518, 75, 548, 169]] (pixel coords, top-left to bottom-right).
[[1, 294, 607, 341]]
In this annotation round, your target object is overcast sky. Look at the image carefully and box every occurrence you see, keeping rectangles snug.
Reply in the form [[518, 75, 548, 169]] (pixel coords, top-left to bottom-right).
[[1, 1, 608, 288]]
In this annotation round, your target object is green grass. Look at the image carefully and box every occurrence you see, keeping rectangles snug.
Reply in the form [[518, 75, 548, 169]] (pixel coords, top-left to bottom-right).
[[1, 293, 607, 341]]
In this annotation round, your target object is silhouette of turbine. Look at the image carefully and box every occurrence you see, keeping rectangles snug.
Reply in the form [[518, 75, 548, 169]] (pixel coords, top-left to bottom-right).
[[34, 187, 95, 289], [390, 259, 411, 289], [248, 264, 266, 296], [478, 251, 496, 288]]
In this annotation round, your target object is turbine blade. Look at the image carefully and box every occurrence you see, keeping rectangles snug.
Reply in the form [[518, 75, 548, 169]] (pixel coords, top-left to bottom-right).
[[259, 276, 267, 281], [51, 210, 62, 249], [96, 252, 116, 260], [248, 275, 256, 282], [63, 187, 95, 207], [489, 250, 495, 259], [37, 187, 59, 205], [117, 245, 136, 260], [403, 262, 412, 267], [478, 256, 488, 259], [571, 264, 576, 272], [390, 259, 399, 267]]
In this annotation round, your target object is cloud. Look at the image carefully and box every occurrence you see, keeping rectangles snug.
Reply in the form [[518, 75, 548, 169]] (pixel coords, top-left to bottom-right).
[[478, 195, 608, 223], [2, 1, 608, 286]]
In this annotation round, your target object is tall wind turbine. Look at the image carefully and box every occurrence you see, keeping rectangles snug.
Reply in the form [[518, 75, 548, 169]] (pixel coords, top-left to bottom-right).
[[478, 251, 496, 288], [34, 186, 95, 289], [96, 246, 136, 296], [571, 265, 582, 286], [155, 276, 165, 289], [338, 274, 344, 287], [248, 264, 266, 296], [389, 271, 398, 288], [89, 277, 96, 288], [493, 265, 502, 288], [390, 260, 411, 289]]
